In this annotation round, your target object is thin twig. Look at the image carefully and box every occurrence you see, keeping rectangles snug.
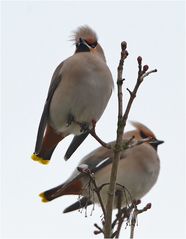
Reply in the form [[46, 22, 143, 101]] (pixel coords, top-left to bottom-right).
[[112, 200, 141, 238], [94, 223, 104, 235], [89, 127, 111, 149], [122, 68, 157, 125], [130, 203, 152, 239], [77, 166, 106, 218], [130, 209, 138, 239], [90, 175, 106, 218], [114, 191, 123, 238]]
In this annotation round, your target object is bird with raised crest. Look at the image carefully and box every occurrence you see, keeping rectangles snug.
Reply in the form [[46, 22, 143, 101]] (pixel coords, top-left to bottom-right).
[[31, 26, 113, 165]]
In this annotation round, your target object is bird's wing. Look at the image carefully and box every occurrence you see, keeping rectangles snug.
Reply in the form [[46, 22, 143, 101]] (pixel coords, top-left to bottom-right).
[[64, 132, 90, 160], [81, 143, 114, 170], [67, 140, 129, 184], [34, 62, 64, 154], [80, 141, 129, 173]]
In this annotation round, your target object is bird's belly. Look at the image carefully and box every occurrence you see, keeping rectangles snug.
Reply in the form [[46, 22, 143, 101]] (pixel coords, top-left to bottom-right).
[[49, 74, 112, 135], [83, 162, 159, 208]]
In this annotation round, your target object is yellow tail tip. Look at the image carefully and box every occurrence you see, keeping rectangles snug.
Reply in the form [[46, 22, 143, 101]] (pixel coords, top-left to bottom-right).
[[31, 153, 40, 161], [38, 158, 50, 165], [31, 154, 50, 165], [39, 193, 49, 203]]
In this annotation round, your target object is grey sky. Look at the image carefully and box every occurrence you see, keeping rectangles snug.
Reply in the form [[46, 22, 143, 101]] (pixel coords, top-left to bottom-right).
[[1, 1, 186, 238]]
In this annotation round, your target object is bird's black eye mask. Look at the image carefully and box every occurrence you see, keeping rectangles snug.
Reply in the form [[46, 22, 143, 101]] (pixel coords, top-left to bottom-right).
[[76, 38, 97, 48], [75, 38, 98, 53], [75, 38, 90, 53], [139, 130, 148, 139]]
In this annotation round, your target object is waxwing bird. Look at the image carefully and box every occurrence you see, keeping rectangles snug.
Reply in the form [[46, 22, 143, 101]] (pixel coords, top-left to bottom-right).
[[39, 122, 164, 212], [31, 26, 113, 164]]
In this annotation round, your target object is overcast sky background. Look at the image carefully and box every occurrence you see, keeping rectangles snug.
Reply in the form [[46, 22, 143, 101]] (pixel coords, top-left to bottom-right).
[[1, 1, 186, 238]]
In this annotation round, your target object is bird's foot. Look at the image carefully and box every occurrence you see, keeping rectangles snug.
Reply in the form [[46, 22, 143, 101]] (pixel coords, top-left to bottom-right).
[[66, 114, 75, 127], [66, 114, 90, 133], [79, 122, 90, 133]]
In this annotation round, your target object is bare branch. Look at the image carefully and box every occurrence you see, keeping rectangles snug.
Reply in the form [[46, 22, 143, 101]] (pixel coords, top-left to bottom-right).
[[104, 42, 129, 238], [140, 69, 157, 81], [94, 223, 104, 235], [130, 202, 152, 239]]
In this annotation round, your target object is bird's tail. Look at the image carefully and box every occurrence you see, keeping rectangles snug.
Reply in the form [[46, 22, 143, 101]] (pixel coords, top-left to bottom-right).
[[39, 184, 65, 202], [31, 147, 56, 165], [32, 125, 64, 165], [39, 179, 83, 202]]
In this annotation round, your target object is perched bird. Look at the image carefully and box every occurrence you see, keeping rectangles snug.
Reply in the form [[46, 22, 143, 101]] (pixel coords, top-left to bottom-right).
[[31, 26, 113, 164], [39, 122, 164, 213]]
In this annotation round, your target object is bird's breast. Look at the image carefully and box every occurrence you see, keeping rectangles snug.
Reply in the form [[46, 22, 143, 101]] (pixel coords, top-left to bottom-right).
[[49, 54, 113, 135]]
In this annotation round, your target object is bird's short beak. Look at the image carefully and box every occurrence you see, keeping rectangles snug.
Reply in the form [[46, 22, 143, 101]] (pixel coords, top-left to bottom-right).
[[151, 139, 164, 146]]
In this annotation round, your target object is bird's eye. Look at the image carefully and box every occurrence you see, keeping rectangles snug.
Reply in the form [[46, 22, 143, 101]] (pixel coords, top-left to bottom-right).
[[139, 130, 148, 139], [90, 41, 98, 48], [76, 38, 97, 49], [85, 40, 98, 48]]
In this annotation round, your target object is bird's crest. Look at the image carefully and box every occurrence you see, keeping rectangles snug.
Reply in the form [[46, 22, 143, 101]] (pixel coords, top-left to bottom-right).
[[130, 121, 156, 139], [71, 25, 98, 45]]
